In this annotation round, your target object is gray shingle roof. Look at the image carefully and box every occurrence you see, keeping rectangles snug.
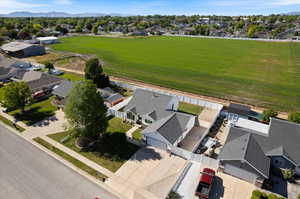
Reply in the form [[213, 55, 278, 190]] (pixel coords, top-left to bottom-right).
[[14, 71, 63, 92], [143, 112, 194, 145], [124, 89, 175, 121], [1, 42, 33, 52], [52, 80, 73, 98], [0, 55, 30, 80], [260, 118, 300, 166], [219, 129, 270, 178]]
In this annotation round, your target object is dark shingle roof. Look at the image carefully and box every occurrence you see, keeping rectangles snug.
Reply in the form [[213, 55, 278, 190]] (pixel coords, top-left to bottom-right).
[[124, 89, 175, 121], [14, 71, 63, 92], [52, 81, 73, 98], [143, 112, 194, 145], [219, 129, 270, 178], [228, 103, 251, 116]]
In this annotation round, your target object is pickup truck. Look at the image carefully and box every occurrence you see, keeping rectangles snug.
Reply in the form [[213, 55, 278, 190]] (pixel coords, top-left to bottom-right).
[[195, 168, 215, 198]]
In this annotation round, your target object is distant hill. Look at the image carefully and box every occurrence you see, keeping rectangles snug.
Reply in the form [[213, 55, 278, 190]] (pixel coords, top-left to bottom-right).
[[283, 12, 300, 16], [0, 11, 127, 17]]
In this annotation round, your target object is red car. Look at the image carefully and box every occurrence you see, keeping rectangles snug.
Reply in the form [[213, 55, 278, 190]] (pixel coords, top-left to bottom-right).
[[195, 168, 215, 199]]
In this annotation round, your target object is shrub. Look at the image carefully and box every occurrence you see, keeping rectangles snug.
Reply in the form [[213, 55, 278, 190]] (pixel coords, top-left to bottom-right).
[[288, 112, 300, 124], [262, 109, 278, 123], [268, 194, 279, 199]]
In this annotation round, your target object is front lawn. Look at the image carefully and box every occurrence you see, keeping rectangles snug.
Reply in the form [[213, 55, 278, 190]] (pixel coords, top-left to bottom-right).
[[132, 129, 142, 141], [33, 137, 107, 180], [178, 102, 203, 115], [8, 97, 58, 126], [48, 117, 139, 172]]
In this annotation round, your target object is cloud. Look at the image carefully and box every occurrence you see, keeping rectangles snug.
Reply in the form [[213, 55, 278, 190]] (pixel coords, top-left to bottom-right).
[[53, 0, 72, 5], [0, 0, 46, 13], [272, 0, 300, 5]]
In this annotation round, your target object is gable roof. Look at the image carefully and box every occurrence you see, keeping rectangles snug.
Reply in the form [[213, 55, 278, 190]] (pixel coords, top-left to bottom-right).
[[124, 89, 175, 121], [1, 42, 33, 52], [261, 118, 300, 166], [143, 112, 195, 145], [219, 130, 270, 178], [14, 71, 63, 91], [0, 55, 30, 80], [52, 80, 73, 98]]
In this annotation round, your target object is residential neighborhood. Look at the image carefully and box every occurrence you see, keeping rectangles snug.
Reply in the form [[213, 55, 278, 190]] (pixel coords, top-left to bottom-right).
[[1, 3, 300, 199]]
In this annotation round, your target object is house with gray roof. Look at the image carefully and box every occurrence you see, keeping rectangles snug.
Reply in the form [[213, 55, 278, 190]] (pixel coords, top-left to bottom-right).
[[219, 118, 300, 185], [1, 42, 45, 58], [52, 80, 73, 108], [124, 89, 199, 150], [123, 89, 179, 125], [143, 112, 196, 149], [98, 87, 124, 107], [12, 70, 63, 98], [0, 55, 31, 82]]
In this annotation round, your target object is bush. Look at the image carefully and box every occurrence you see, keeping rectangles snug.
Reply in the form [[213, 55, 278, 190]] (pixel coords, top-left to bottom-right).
[[288, 112, 300, 124], [262, 109, 278, 123], [167, 191, 182, 199], [251, 190, 285, 199], [268, 194, 278, 199]]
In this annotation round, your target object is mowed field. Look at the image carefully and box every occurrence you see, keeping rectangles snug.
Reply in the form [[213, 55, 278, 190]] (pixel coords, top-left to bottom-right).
[[52, 36, 300, 111]]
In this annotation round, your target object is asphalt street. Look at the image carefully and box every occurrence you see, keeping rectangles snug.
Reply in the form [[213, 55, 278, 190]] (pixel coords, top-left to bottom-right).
[[0, 124, 120, 199]]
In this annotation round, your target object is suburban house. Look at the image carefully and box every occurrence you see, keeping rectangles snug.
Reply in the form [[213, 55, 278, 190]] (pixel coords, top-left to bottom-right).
[[12, 70, 63, 99], [123, 89, 179, 125], [143, 112, 197, 150], [124, 89, 201, 151], [98, 87, 124, 107], [52, 80, 73, 108], [219, 118, 300, 186], [37, 36, 59, 45], [1, 42, 45, 58], [0, 54, 31, 82]]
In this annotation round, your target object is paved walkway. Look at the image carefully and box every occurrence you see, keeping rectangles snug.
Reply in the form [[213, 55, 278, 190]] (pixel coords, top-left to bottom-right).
[[126, 125, 141, 138], [0, 109, 28, 129]]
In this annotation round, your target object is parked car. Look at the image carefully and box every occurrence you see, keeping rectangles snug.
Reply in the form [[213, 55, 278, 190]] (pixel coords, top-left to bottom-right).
[[26, 66, 41, 71], [195, 168, 215, 198], [49, 69, 64, 75]]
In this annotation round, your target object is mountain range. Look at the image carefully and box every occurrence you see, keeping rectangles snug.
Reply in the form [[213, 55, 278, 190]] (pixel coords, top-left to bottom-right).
[[0, 11, 128, 17]]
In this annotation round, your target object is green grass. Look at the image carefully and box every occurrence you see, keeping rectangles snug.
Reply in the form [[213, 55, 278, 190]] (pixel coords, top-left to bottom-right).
[[132, 129, 142, 141], [48, 117, 139, 172], [8, 97, 58, 126], [33, 137, 107, 180], [178, 102, 204, 115], [0, 115, 25, 132], [52, 36, 300, 111], [59, 72, 84, 82]]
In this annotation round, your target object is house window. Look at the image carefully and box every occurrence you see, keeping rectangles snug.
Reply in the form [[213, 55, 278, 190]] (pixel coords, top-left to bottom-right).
[[144, 119, 153, 124], [127, 112, 135, 121]]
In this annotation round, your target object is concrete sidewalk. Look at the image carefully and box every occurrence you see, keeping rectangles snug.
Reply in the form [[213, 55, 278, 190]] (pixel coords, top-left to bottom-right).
[[41, 135, 115, 178], [126, 125, 141, 138], [0, 109, 28, 129]]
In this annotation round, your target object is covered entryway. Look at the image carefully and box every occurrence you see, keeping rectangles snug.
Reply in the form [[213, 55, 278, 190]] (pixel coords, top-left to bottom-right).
[[224, 164, 258, 184]]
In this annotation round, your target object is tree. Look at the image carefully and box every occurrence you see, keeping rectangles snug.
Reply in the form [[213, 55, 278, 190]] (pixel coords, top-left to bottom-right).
[[44, 61, 54, 72], [262, 109, 278, 123], [167, 191, 182, 199], [0, 82, 32, 112], [288, 112, 300, 124], [64, 81, 108, 146], [92, 25, 99, 34], [84, 58, 110, 88]]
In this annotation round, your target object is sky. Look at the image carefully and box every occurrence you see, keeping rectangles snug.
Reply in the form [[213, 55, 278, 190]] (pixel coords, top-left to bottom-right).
[[1, 0, 300, 15]]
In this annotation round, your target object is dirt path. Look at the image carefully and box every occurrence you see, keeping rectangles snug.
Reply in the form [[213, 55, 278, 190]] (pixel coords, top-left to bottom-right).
[[56, 66, 289, 120]]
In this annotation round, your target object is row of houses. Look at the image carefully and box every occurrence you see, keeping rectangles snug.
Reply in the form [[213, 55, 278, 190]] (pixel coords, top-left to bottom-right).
[[110, 87, 300, 191]]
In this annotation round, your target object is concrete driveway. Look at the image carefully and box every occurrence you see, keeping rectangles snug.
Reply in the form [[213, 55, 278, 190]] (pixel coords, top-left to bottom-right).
[[210, 172, 255, 199], [106, 147, 187, 199]]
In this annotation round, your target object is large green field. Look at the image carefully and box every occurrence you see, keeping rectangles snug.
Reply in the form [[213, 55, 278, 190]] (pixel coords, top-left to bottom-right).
[[52, 36, 300, 111]]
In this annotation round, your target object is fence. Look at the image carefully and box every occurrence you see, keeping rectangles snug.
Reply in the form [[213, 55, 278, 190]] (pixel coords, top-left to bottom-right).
[[171, 146, 219, 169], [107, 109, 126, 119], [110, 81, 223, 111]]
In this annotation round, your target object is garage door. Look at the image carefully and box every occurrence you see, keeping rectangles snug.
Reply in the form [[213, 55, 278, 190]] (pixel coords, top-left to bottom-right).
[[146, 137, 167, 150], [224, 164, 257, 183]]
